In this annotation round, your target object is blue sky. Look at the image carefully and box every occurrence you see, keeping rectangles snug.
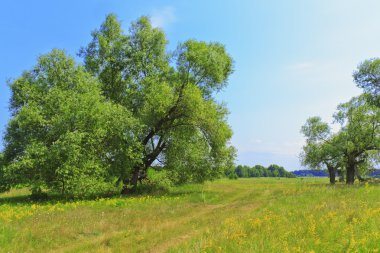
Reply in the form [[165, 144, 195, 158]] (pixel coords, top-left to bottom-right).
[[1, 0, 379, 170]]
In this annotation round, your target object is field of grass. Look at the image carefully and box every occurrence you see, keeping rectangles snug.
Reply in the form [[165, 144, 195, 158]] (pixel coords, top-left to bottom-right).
[[1, 178, 380, 252]]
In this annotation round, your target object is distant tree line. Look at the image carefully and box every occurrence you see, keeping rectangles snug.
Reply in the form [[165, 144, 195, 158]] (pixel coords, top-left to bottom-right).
[[227, 164, 296, 178], [292, 169, 329, 177], [292, 169, 380, 178]]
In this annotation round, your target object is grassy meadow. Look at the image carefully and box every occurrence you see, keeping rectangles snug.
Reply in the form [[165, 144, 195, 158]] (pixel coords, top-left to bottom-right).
[[1, 178, 380, 252]]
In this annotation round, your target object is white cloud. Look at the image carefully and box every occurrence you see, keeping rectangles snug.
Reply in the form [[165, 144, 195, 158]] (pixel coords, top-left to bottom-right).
[[285, 61, 342, 79], [150, 6, 176, 29], [286, 62, 314, 71], [236, 139, 304, 156]]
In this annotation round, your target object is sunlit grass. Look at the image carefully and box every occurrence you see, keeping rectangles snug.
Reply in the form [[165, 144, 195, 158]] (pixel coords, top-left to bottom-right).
[[0, 178, 379, 252]]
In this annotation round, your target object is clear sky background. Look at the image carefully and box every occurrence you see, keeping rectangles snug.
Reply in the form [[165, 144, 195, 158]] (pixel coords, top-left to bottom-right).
[[1, 0, 379, 170]]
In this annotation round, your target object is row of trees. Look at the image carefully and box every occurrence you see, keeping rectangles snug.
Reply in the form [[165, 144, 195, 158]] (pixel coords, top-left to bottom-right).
[[229, 164, 295, 178], [300, 59, 380, 184], [0, 14, 235, 196]]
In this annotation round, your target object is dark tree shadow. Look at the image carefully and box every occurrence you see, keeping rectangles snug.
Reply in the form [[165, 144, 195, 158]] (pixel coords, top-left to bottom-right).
[[0, 184, 203, 206]]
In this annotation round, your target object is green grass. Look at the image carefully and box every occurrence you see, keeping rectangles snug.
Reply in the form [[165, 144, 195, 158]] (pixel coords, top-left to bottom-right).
[[1, 178, 380, 252]]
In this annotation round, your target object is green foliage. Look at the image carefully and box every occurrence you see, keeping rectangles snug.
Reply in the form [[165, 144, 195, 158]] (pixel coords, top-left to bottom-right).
[[353, 58, 380, 106], [334, 96, 380, 183], [176, 40, 233, 97], [300, 117, 342, 183], [2, 50, 141, 196], [137, 168, 174, 194], [301, 116, 331, 144], [0, 153, 9, 192], [227, 172, 238, 180]]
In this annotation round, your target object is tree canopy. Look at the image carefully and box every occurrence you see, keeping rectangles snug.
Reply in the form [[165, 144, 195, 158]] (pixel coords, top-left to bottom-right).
[[1, 14, 235, 196], [300, 117, 342, 184], [79, 14, 235, 190], [334, 96, 380, 183], [301, 95, 380, 184], [2, 50, 141, 195], [354, 58, 380, 107]]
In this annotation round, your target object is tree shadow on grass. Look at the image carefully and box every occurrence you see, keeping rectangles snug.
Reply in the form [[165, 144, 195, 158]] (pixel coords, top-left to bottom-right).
[[0, 191, 118, 205], [0, 185, 203, 206]]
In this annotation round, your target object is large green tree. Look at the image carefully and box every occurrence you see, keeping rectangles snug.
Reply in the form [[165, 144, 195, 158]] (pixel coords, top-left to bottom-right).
[[333, 96, 380, 184], [79, 14, 235, 191], [2, 50, 141, 196], [1, 15, 235, 195]]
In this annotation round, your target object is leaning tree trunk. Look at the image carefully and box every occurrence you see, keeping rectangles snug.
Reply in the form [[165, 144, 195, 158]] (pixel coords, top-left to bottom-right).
[[121, 131, 166, 195], [327, 165, 336, 185]]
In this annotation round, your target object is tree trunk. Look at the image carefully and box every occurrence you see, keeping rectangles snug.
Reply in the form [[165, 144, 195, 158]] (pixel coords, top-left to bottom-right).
[[130, 166, 140, 192], [327, 166, 336, 185], [120, 130, 166, 195], [120, 177, 129, 194], [346, 162, 355, 184], [120, 166, 141, 195]]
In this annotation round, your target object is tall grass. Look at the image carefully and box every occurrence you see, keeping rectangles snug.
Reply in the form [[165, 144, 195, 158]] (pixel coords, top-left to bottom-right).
[[0, 178, 379, 252]]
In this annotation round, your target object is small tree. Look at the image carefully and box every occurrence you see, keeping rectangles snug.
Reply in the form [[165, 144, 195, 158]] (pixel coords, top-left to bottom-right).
[[300, 117, 341, 184]]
